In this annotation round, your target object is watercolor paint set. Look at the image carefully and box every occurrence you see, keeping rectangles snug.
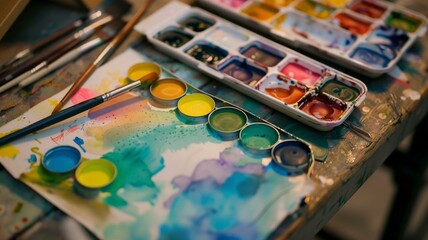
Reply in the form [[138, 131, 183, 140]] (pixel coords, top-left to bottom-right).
[[197, 0, 427, 76], [0, 50, 314, 238], [135, 1, 368, 131]]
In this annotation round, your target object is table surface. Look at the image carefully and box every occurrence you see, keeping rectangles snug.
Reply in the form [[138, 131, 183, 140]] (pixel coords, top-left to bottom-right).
[[0, 0, 427, 239]]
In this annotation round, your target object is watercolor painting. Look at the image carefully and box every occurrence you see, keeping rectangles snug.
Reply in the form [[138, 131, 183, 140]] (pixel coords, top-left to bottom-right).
[[0, 49, 313, 239]]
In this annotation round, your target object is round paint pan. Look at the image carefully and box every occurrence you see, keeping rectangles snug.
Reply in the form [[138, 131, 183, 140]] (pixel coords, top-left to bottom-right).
[[239, 123, 279, 155], [208, 107, 248, 140], [127, 62, 161, 82], [177, 93, 215, 124], [150, 78, 188, 107], [42, 145, 81, 174], [271, 140, 312, 176], [74, 159, 117, 199]]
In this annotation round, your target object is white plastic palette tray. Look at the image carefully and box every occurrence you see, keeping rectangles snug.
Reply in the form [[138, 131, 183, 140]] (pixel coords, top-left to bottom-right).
[[198, 0, 428, 77], [135, 1, 368, 131]]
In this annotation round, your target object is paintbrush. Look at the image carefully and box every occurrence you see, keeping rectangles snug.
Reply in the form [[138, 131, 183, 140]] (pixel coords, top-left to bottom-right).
[[0, 20, 125, 93], [0, 15, 114, 87], [52, 0, 154, 114], [0, 0, 131, 71], [0, 72, 159, 146]]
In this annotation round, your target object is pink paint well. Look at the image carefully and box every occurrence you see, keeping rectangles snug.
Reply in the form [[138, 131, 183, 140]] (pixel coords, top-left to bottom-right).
[[280, 62, 321, 86]]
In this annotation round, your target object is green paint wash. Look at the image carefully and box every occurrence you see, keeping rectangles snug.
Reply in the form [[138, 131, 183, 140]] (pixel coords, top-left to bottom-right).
[[320, 80, 360, 102], [101, 145, 164, 208], [386, 11, 422, 33], [209, 108, 247, 132]]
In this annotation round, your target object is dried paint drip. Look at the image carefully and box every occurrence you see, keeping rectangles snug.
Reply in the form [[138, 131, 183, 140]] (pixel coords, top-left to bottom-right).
[[220, 57, 266, 84], [350, 43, 395, 67], [263, 0, 294, 7], [265, 86, 305, 104], [386, 11, 422, 33], [240, 123, 279, 154], [295, 0, 335, 19], [334, 13, 371, 35], [280, 62, 321, 86], [240, 43, 284, 67], [241, 2, 279, 21], [367, 25, 409, 51], [74, 159, 117, 198], [208, 107, 248, 140], [156, 30, 193, 48], [42, 146, 81, 173], [320, 80, 360, 102], [179, 16, 214, 32], [350, 0, 386, 19], [186, 43, 228, 65], [272, 140, 311, 175]]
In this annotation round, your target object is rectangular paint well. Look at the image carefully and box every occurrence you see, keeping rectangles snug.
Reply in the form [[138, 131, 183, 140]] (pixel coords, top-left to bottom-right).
[[271, 12, 357, 52], [295, 0, 335, 19], [367, 25, 409, 51], [178, 15, 215, 32], [349, 0, 386, 19], [299, 93, 347, 121], [350, 43, 395, 68], [185, 42, 228, 65], [257, 74, 306, 104], [280, 60, 322, 86], [240, 41, 285, 67], [206, 26, 249, 49], [386, 11, 422, 33], [241, 2, 279, 21], [219, 56, 267, 85], [334, 12, 371, 35], [320, 79, 361, 102], [155, 27, 193, 48]]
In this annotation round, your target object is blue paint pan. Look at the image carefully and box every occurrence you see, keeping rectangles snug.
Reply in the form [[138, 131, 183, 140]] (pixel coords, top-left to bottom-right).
[[271, 140, 311, 175], [42, 145, 81, 174]]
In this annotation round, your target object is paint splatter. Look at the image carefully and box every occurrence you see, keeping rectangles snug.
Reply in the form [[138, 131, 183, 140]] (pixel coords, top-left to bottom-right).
[[0, 145, 19, 159], [71, 88, 100, 105], [73, 137, 86, 152]]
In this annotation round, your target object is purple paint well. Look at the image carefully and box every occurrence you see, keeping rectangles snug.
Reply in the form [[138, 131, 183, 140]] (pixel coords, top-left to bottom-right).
[[367, 25, 409, 51], [219, 56, 267, 85], [240, 41, 285, 67]]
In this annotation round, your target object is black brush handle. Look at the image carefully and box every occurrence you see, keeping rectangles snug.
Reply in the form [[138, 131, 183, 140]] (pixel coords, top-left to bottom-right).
[[0, 96, 103, 146]]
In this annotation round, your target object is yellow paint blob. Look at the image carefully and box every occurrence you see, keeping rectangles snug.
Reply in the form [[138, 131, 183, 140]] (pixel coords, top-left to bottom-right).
[[76, 159, 117, 188], [127, 62, 161, 81], [0, 131, 20, 159], [0, 145, 19, 159], [178, 93, 215, 117], [151, 79, 186, 100]]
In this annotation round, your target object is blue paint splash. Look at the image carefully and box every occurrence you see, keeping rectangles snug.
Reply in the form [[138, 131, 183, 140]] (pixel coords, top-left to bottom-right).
[[27, 154, 37, 163], [73, 137, 86, 152]]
